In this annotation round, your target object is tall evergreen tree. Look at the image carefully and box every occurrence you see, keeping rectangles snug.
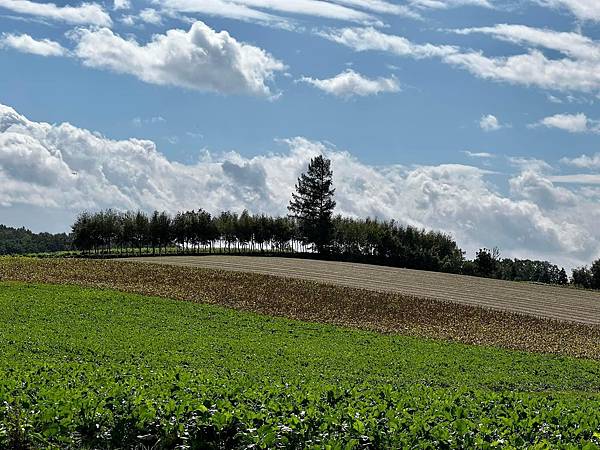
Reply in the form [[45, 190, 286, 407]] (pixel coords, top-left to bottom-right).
[[288, 155, 336, 253], [591, 259, 600, 290]]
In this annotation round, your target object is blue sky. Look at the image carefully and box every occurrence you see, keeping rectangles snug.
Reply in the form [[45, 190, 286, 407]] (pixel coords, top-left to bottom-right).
[[1, 0, 600, 267]]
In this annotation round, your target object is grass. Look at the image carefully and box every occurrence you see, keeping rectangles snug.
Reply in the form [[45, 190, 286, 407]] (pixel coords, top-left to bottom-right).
[[2, 282, 600, 449]]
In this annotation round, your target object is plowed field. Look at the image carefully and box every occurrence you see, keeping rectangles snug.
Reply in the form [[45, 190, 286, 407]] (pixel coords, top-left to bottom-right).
[[126, 255, 600, 325]]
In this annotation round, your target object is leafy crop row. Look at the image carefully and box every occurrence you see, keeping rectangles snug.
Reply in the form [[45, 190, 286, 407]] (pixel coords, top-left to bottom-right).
[[1, 283, 600, 448]]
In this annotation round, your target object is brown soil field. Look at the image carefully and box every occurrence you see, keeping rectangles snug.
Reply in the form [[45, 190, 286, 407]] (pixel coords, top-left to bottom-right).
[[124, 255, 600, 325], [2, 256, 600, 359]]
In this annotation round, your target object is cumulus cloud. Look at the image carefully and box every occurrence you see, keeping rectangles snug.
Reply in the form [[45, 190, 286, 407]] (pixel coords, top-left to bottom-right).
[[1, 103, 599, 267], [138, 8, 162, 25], [0, 0, 112, 26], [533, 113, 600, 133], [561, 153, 600, 169], [0, 33, 68, 56], [113, 0, 130, 10], [299, 70, 400, 97], [70, 21, 286, 97], [479, 114, 503, 131], [509, 169, 576, 209]]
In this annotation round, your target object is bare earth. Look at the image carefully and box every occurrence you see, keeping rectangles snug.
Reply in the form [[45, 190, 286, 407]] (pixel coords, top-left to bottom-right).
[[125, 255, 600, 325]]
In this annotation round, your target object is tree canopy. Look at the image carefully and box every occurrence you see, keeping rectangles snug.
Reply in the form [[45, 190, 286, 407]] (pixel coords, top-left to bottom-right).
[[0, 224, 71, 255], [288, 155, 336, 254]]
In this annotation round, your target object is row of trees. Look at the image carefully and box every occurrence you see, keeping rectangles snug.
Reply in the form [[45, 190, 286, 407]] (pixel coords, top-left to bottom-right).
[[71, 209, 464, 272], [571, 261, 600, 290], [73, 208, 594, 288], [465, 248, 569, 285], [0, 225, 71, 255]]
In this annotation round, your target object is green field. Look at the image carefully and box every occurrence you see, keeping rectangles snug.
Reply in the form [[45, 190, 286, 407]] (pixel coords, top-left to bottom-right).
[[2, 282, 600, 449]]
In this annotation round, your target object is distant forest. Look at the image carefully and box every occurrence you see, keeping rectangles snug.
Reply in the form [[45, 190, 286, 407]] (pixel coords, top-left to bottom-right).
[[0, 224, 71, 255]]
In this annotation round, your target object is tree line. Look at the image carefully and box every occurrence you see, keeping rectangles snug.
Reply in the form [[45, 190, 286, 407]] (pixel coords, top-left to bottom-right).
[[465, 247, 570, 285], [71, 209, 598, 288], [70, 208, 465, 272], [0, 224, 71, 255], [571, 262, 600, 290]]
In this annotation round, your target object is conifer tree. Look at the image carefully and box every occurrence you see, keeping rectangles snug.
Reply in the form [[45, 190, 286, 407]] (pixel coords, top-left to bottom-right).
[[288, 155, 336, 253]]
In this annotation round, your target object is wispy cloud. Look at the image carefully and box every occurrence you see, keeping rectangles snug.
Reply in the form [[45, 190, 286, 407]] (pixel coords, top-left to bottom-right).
[[0, 0, 112, 26]]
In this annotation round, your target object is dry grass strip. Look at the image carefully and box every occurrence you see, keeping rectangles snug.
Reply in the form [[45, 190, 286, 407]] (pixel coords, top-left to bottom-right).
[[2, 257, 600, 359]]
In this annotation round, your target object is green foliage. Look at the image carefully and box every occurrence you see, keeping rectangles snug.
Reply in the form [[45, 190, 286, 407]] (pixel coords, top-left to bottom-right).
[[0, 225, 71, 255], [288, 155, 336, 253], [474, 248, 500, 278], [1, 283, 600, 449], [573, 266, 594, 289]]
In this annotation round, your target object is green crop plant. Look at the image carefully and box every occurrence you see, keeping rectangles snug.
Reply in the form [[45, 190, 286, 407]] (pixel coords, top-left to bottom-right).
[[1, 282, 600, 449]]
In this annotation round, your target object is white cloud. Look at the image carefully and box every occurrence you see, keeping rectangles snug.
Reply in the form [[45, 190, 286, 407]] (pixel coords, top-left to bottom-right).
[[327, 0, 419, 18], [534, 113, 600, 133], [299, 69, 400, 97], [70, 21, 286, 97], [132, 116, 166, 127], [509, 169, 577, 208], [138, 8, 162, 25], [322, 24, 600, 95], [561, 153, 600, 169], [230, 0, 379, 23], [463, 150, 495, 158], [453, 24, 600, 61], [537, 0, 600, 22], [549, 174, 600, 184], [479, 114, 502, 131], [155, 0, 290, 28], [1, 103, 599, 267], [118, 14, 134, 25], [0, 33, 67, 56], [114, 0, 130, 10], [319, 26, 457, 58], [158, 0, 383, 28], [410, 0, 492, 9], [447, 24, 600, 94], [0, 0, 112, 26], [320, 24, 600, 94]]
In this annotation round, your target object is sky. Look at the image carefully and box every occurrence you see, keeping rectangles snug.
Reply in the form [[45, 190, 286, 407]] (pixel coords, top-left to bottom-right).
[[0, 0, 600, 268]]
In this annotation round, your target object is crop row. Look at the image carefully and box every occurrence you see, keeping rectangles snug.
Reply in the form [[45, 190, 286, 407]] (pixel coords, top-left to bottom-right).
[[2, 282, 600, 448]]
